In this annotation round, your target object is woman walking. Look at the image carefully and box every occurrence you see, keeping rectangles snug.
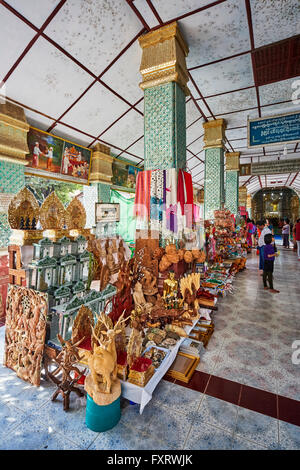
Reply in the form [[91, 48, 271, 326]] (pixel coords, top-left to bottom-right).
[[282, 219, 290, 248]]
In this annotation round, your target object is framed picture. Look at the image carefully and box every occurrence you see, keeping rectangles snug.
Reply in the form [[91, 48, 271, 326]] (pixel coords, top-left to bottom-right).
[[239, 163, 251, 176], [25, 126, 92, 185], [95, 203, 120, 223]]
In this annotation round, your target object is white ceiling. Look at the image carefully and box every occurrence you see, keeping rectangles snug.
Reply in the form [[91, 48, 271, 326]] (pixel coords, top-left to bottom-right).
[[0, 0, 300, 194]]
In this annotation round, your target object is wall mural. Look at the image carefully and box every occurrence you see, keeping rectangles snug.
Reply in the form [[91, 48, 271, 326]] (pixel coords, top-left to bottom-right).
[[111, 159, 141, 191], [26, 127, 92, 185]]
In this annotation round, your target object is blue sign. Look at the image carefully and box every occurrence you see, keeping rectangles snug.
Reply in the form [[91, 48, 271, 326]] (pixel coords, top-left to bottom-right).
[[248, 112, 300, 148]]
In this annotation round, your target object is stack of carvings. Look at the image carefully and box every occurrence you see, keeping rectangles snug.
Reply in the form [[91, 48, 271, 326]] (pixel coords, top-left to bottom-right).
[[8, 188, 94, 245]]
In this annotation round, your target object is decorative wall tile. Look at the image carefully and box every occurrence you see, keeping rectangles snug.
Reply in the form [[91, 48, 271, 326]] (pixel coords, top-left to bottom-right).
[[144, 82, 186, 170], [0, 161, 25, 248], [204, 147, 224, 219], [225, 170, 239, 214]]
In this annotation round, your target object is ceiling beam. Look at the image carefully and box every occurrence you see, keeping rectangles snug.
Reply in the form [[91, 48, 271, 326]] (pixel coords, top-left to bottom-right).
[[2, 95, 143, 162], [189, 49, 252, 71], [87, 97, 144, 148], [289, 172, 299, 186], [1, 0, 67, 85], [1, 0, 144, 117], [148, 0, 227, 32]]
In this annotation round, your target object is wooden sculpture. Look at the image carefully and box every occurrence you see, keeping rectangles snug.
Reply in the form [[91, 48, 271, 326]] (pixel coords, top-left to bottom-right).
[[8, 187, 40, 229], [48, 334, 85, 411], [140, 267, 158, 295], [65, 197, 86, 230], [39, 191, 65, 238], [4, 285, 47, 386], [180, 273, 201, 315], [71, 305, 94, 345], [85, 313, 127, 396]]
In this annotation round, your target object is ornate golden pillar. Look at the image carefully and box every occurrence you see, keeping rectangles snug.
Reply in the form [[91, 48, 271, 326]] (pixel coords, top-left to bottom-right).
[[139, 22, 189, 170], [89, 143, 113, 202], [0, 102, 29, 249], [239, 186, 248, 210], [203, 119, 226, 219]]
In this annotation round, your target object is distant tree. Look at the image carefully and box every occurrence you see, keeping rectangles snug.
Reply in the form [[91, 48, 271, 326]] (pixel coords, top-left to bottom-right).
[[25, 175, 82, 207]]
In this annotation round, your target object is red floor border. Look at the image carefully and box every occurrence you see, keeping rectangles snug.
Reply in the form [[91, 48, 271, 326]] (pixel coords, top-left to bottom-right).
[[165, 370, 300, 428]]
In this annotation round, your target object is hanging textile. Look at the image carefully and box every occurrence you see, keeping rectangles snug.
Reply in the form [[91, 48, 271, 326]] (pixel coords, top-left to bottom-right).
[[177, 169, 194, 228], [150, 169, 164, 231], [162, 168, 178, 233], [133, 170, 151, 219], [110, 189, 136, 243]]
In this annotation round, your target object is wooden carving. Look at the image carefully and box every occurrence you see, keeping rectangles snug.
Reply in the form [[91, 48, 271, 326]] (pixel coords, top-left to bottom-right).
[[71, 305, 94, 345], [87, 313, 127, 394], [48, 335, 85, 411], [127, 328, 143, 368], [65, 197, 86, 230], [4, 285, 47, 386], [100, 264, 110, 291], [8, 187, 40, 229], [39, 192, 65, 230]]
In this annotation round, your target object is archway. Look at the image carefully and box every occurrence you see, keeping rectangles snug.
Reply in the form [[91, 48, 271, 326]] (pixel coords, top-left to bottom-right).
[[252, 187, 300, 230]]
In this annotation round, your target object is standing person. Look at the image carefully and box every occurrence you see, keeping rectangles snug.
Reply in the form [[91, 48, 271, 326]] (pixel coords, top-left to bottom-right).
[[246, 218, 254, 248], [266, 218, 274, 235], [32, 142, 43, 167], [294, 218, 300, 260], [258, 219, 271, 273], [263, 233, 280, 293], [46, 146, 53, 170], [282, 219, 290, 248]]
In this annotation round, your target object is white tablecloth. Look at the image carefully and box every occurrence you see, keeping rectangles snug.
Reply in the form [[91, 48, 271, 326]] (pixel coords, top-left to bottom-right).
[[120, 307, 214, 414]]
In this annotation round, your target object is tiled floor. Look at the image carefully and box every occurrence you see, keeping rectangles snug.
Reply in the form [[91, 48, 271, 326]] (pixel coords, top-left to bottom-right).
[[0, 246, 299, 450]]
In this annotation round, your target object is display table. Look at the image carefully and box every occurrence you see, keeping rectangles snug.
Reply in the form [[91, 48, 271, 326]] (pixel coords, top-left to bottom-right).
[[120, 306, 215, 414]]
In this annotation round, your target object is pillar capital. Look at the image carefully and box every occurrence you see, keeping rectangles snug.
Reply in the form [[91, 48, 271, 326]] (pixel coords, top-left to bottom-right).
[[0, 102, 30, 165], [239, 186, 248, 206], [202, 119, 226, 149], [89, 143, 113, 184], [138, 22, 189, 96], [225, 151, 240, 171]]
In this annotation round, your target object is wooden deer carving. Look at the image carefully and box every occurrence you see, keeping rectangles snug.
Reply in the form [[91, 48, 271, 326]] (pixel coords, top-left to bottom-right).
[[88, 312, 127, 394]]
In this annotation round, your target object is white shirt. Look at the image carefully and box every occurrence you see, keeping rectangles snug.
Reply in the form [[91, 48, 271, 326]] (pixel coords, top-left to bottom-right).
[[258, 226, 271, 247]]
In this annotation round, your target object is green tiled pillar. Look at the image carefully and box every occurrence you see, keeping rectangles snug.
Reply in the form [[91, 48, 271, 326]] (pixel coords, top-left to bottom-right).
[[203, 119, 226, 220], [139, 22, 189, 172], [97, 182, 111, 203], [0, 160, 25, 248], [225, 171, 239, 215], [225, 152, 240, 215], [144, 82, 186, 170]]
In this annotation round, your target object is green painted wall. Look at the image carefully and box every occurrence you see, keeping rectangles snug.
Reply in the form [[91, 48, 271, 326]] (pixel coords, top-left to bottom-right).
[[0, 160, 25, 248]]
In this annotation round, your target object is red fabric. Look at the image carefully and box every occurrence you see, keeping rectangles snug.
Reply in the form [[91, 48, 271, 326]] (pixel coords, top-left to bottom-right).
[[295, 222, 300, 241], [133, 170, 151, 219], [177, 170, 194, 227]]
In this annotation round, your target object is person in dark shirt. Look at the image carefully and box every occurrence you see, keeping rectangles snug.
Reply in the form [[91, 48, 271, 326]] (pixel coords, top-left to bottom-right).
[[263, 233, 280, 293]]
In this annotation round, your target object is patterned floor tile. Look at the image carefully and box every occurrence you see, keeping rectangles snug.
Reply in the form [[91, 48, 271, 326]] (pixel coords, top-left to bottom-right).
[[0, 399, 27, 441], [230, 435, 268, 450], [194, 395, 239, 432], [146, 405, 195, 449], [234, 407, 279, 449], [278, 420, 300, 450], [30, 395, 98, 449], [184, 422, 233, 450], [152, 381, 203, 414], [0, 415, 82, 450]]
